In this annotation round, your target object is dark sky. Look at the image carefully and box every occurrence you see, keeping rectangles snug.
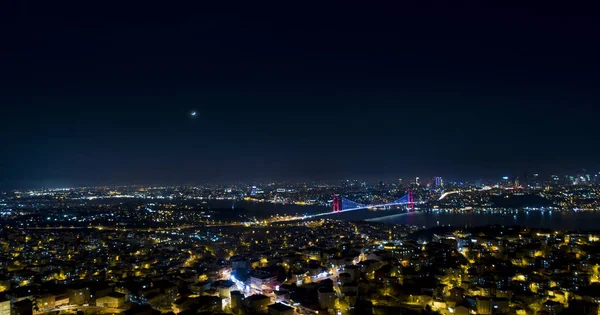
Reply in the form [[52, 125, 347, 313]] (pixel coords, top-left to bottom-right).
[[1, 1, 599, 188]]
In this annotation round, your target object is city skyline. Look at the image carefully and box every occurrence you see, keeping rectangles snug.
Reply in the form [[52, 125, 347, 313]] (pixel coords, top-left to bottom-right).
[[2, 169, 600, 191]]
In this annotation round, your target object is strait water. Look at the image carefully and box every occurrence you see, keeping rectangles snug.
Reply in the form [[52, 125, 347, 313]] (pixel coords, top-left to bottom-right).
[[206, 201, 600, 231], [370, 210, 600, 231]]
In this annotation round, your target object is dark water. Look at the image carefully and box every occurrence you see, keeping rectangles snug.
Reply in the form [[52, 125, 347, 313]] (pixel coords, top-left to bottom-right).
[[371, 210, 600, 231], [207, 200, 329, 217]]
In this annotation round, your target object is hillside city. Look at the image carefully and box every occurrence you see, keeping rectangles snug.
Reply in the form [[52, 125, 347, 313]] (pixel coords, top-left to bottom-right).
[[0, 173, 600, 315]]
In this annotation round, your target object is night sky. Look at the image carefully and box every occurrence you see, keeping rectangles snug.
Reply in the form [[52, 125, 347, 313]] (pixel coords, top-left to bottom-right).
[[2, 1, 600, 188]]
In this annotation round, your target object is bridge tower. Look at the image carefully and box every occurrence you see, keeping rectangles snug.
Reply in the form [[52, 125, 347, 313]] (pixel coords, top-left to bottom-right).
[[408, 189, 415, 211], [331, 194, 341, 212]]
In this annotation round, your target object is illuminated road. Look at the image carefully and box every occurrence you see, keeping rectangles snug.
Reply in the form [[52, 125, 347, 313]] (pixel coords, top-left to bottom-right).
[[264, 201, 425, 223], [438, 191, 461, 200], [438, 186, 493, 200], [299, 201, 425, 219]]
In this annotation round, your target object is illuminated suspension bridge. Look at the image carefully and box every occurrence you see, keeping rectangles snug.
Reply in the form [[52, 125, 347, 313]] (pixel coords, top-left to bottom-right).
[[301, 190, 420, 219]]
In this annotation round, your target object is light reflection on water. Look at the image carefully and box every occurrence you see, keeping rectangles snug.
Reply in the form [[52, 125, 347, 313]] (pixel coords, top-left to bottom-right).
[[373, 209, 600, 230]]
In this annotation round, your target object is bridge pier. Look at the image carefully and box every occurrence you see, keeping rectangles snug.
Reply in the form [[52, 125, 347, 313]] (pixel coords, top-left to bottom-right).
[[331, 194, 341, 212], [408, 189, 414, 211]]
